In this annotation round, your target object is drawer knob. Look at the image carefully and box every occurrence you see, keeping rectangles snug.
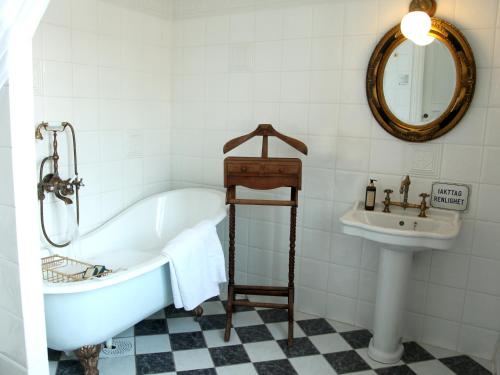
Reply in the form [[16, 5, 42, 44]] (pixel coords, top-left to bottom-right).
[[241, 166, 247, 172]]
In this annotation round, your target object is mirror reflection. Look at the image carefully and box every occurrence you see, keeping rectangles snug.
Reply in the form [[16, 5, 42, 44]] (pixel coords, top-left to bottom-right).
[[383, 39, 456, 126]]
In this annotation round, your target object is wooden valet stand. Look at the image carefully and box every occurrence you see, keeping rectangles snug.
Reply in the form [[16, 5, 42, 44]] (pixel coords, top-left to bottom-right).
[[222, 124, 308, 346]]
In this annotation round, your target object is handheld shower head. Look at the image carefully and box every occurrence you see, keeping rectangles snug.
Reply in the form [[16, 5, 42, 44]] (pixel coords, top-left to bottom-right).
[[35, 122, 48, 140]]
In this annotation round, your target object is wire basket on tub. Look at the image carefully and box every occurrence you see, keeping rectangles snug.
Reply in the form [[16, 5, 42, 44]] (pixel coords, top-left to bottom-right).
[[41, 255, 112, 283]]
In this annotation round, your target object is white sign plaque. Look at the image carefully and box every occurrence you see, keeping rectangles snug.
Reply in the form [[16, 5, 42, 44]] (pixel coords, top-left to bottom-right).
[[431, 182, 470, 211]]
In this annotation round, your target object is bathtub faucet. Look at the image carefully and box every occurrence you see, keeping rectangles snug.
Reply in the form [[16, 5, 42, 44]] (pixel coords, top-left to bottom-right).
[[39, 174, 83, 205], [37, 129, 83, 205], [36, 122, 84, 248]]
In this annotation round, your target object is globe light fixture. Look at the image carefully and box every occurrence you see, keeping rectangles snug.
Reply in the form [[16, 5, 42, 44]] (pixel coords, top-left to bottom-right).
[[401, 0, 436, 46]]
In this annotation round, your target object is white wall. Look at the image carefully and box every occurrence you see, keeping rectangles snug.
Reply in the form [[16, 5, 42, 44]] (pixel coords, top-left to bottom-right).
[[32, 0, 173, 246], [169, 0, 500, 361]]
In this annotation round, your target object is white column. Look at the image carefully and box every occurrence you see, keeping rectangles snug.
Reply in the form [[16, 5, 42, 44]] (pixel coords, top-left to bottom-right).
[[368, 247, 413, 364], [2, 1, 51, 373]]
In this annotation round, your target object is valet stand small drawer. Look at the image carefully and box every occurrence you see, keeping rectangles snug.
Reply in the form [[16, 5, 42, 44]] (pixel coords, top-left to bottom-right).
[[227, 163, 260, 175], [263, 164, 299, 175]]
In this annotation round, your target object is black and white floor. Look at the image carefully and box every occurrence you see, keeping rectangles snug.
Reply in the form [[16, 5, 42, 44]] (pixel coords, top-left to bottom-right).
[[49, 298, 493, 375]]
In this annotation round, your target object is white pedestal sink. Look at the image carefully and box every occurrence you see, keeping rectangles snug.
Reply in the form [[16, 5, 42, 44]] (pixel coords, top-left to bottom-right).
[[340, 202, 461, 364]]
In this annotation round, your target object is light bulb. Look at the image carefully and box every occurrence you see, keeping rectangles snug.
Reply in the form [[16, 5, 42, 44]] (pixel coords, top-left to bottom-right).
[[412, 34, 435, 46], [401, 11, 433, 45]]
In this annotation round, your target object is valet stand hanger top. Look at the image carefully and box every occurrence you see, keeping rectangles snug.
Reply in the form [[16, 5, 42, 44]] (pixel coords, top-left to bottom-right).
[[223, 124, 308, 157]]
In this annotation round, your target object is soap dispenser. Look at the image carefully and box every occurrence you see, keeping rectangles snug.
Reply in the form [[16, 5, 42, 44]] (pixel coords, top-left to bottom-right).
[[365, 179, 377, 211]]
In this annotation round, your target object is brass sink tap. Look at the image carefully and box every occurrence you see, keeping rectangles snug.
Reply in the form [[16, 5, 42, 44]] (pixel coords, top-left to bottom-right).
[[399, 175, 411, 209], [383, 189, 393, 213], [418, 193, 430, 218], [382, 175, 430, 217]]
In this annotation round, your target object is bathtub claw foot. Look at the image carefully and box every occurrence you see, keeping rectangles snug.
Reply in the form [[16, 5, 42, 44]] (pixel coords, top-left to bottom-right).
[[193, 305, 203, 321], [75, 344, 102, 375]]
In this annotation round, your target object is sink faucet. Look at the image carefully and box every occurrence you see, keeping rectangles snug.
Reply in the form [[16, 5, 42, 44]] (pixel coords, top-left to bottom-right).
[[399, 175, 411, 209], [382, 175, 430, 217]]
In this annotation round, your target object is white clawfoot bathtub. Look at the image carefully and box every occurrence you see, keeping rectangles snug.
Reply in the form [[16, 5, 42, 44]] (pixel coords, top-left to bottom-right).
[[43, 188, 227, 352]]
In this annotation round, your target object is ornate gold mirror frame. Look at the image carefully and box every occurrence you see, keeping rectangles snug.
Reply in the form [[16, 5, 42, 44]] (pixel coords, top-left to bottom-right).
[[367, 18, 476, 142]]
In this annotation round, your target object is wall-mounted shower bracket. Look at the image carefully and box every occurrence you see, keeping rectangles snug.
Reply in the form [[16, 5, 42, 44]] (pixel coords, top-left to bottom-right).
[[36, 122, 84, 248]]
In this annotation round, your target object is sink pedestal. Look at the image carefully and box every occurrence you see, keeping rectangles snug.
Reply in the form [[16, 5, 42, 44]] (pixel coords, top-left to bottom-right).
[[340, 201, 461, 363], [368, 247, 413, 364]]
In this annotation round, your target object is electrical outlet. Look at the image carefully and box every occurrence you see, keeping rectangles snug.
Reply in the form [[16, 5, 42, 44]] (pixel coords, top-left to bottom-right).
[[229, 44, 254, 73], [405, 143, 442, 178], [125, 131, 144, 158]]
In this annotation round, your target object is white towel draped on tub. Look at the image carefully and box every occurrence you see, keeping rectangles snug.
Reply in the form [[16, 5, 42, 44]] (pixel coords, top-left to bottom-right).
[[162, 220, 227, 311]]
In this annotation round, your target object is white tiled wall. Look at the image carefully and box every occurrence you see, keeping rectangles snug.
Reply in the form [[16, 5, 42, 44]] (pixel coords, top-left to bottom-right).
[[32, 0, 173, 244], [169, 0, 500, 360]]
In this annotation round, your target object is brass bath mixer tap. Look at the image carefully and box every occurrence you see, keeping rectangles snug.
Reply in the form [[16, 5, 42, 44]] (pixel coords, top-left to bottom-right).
[[36, 122, 84, 248], [382, 175, 430, 217], [37, 127, 83, 205]]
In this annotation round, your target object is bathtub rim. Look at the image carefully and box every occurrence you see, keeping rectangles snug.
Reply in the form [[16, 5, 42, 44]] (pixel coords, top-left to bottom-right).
[[42, 187, 227, 295]]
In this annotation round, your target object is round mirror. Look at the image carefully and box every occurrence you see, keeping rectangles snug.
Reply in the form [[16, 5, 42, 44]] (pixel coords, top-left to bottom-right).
[[367, 18, 476, 142], [383, 39, 456, 126]]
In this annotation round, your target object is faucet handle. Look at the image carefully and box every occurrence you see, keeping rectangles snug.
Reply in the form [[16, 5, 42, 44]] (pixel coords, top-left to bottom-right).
[[73, 177, 84, 188], [418, 193, 430, 217], [382, 189, 393, 213]]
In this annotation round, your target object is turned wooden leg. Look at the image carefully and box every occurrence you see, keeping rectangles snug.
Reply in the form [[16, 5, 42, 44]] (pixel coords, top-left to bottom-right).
[[224, 284, 234, 341], [193, 305, 204, 321], [224, 203, 236, 341], [288, 203, 297, 347], [288, 287, 295, 347], [74, 345, 101, 375]]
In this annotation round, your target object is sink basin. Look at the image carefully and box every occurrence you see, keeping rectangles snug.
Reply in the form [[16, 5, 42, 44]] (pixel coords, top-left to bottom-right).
[[340, 201, 461, 364], [340, 201, 461, 250]]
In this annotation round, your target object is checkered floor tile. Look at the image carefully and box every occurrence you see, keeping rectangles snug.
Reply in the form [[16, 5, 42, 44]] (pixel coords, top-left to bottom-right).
[[48, 298, 493, 375]]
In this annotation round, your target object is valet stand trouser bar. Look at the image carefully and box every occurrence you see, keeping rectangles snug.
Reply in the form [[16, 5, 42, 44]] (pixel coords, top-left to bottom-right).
[[223, 186, 298, 347]]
